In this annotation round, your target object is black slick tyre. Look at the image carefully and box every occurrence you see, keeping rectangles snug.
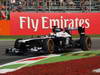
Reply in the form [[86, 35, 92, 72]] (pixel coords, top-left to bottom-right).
[[47, 39, 55, 54], [14, 39, 22, 48], [80, 36, 92, 51], [43, 39, 55, 54]]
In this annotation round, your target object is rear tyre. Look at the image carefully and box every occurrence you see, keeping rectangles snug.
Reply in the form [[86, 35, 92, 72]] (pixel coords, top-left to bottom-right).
[[80, 36, 92, 51], [14, 39, 25, 55]]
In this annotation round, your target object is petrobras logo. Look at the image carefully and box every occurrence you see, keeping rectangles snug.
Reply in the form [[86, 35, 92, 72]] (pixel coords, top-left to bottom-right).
[[19, 16, 90, 32]]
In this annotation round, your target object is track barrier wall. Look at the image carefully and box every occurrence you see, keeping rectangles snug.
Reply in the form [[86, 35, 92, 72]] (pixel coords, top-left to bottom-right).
[[0, 12, 100, 35]]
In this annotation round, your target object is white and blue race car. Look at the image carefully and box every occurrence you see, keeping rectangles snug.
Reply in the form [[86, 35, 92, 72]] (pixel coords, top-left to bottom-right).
[[6, 26, 92, 55]]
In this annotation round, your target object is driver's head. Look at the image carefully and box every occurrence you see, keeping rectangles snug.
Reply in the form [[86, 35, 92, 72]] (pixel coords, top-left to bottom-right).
[[52, 26, 63, 33], [52, 26, 57, 33], [63, 28, 68, 32], [63, 27, 71, 34]]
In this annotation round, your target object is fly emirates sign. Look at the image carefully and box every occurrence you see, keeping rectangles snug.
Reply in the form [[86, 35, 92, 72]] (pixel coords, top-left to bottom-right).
[[19, 16, 90, 31], [11, 12, 100, 35]]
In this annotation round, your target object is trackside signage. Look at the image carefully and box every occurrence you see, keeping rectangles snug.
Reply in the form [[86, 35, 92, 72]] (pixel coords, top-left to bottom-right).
[[10, 12, 100, 35]]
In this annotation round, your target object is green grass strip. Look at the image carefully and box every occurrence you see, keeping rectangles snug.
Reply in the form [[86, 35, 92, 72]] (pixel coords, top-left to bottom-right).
[[0, 35, 39, 39], [62, 50, 100, 56], [28, 56, 89, 67], [0, 35, 100, 39], [28, 50, 100, 67], [0, 39, 15, 40], [80, 50, 100, 54]]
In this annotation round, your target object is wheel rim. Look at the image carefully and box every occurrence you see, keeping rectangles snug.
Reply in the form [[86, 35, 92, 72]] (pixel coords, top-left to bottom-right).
[[48, 39, 54, 54]]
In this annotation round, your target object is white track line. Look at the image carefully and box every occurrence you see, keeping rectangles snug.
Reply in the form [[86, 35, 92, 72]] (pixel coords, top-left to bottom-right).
[[93, 68, 100, 73], [0, 69, 16, 73]]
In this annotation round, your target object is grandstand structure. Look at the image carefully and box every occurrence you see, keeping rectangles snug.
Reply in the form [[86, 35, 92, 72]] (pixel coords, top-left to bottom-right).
[[21, 0, 100, 12], [0, 0, 99, 20], [0, 0, 100, 13]]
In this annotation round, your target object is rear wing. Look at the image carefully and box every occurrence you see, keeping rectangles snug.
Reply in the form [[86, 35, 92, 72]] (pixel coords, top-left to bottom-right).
[[52, 26, 85, 36], [67, 27, 85, 36], [78, 27, 85, 36]]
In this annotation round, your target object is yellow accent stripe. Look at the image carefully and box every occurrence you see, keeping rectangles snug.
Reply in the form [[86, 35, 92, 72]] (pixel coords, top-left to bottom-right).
[[88, 54, 96, 57], [77, 53, 85, 56]]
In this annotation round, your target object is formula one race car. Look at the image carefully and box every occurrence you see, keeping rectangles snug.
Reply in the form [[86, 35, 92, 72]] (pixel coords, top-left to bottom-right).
[[6, 26, 92, 55]]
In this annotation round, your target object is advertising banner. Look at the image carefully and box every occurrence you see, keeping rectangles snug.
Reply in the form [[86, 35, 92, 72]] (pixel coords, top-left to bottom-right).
[[10, 12, 100, 35], [0, 20, 10, 35]]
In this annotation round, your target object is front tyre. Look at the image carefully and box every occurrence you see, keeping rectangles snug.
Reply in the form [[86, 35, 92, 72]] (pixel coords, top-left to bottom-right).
[[14, 39, 22, 48], [80, 36, 92, 51], [47, 39, 55, 54], [43, 39, 55, 54]]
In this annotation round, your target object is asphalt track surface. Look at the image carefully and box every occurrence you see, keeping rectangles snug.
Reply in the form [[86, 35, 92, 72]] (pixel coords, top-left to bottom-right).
[[0, 38, 100, 65]]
